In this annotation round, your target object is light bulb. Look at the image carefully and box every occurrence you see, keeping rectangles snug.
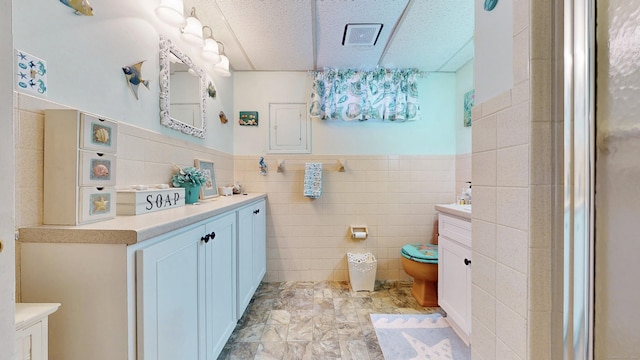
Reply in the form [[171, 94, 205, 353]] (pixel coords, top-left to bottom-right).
[[155, 0, 186, 28], [202, 38, 221, 64], [213, 55, 230, 77], [181, 15, 203, 46]]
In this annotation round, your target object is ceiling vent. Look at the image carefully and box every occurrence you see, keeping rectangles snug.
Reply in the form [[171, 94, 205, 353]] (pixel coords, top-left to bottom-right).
[[342, 23, 383, 46]]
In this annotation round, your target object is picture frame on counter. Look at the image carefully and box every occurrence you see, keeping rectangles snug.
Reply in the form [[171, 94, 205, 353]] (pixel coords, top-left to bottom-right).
[[195, 159, 219, 199]]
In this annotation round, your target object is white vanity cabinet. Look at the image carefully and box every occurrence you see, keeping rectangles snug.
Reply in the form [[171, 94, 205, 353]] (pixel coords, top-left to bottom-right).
[[15, 303, 60, 360], [137, 212, 236, 360], [236, 199, 266, 318], [19, 193, 266, 360], [437, 208, 472, 344]]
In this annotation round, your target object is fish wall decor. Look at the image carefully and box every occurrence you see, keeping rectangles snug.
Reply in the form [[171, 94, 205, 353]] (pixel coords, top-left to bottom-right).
[[59, 0, 94, 16], [219, 111, 228, 124], [484, 0, 498, 11], [122, 61, 150, 100], [207, 81, 217, 98]]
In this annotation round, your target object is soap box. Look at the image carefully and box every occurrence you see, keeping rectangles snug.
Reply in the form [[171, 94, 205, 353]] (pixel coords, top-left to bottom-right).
[[116, 187, 185, 215]]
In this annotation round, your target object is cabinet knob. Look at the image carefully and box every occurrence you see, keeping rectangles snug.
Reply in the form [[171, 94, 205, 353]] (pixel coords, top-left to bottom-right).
[[209, 231, 216, 239], [464, 258, 471, 266], [253, 209, 260, 214], [201, 234, 210, 243]]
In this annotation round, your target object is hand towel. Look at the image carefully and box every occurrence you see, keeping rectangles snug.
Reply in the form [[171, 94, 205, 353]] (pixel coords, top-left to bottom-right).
[[304, 162, 323, 198]]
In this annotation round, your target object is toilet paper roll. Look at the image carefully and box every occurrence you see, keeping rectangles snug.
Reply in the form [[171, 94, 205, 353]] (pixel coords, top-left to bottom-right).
[[352, 232, 367, 239]]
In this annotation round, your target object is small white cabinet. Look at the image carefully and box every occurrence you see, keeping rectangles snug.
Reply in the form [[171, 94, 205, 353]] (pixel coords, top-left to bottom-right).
[[236, 199, 266, 318], [43, 109, 119, 225], [437, 211, 472, 344], [15, 303, 60, 360]]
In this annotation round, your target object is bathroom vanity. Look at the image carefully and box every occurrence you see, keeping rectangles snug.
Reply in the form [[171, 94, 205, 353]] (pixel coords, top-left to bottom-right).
[[436, 203, 472, 344], [18, 193, 266, 360], [15, 303, 60, 360]]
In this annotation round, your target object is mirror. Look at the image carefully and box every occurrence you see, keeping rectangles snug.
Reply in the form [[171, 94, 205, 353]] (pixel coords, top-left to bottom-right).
[[159, 36, 207, 138]]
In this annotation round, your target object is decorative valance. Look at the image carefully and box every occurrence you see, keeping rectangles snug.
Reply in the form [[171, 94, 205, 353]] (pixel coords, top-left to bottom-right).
[[309, 68, 421, 122]]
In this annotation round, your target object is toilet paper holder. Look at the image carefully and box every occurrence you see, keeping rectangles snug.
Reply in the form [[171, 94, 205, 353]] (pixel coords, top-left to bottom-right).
[[350, 225, 368, 239]]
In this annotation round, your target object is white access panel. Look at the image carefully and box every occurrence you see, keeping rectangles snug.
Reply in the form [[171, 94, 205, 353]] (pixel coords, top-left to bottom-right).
[[268, 103, 310, 153]]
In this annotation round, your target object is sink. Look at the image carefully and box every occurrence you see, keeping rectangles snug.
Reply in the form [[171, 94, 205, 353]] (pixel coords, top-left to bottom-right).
[[435, 203, 471, 219]]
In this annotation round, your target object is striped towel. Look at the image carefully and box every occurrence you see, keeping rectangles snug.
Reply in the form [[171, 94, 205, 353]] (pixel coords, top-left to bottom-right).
[[303, 162, 322, 198]]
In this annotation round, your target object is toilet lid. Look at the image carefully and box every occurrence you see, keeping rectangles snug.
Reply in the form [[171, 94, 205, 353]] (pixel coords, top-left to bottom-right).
[[401, 244, 438, 264]]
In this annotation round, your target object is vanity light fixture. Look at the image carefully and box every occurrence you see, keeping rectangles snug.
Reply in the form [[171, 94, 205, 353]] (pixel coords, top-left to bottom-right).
[[213, 41, 230, 77], [180, 8, 204, 46], [155, 0, 187, 28], [201, 26, 222, 64], [155, 3, 231, 76]]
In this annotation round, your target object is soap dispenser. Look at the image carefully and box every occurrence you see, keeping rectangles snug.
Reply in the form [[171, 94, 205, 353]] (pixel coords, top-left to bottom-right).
[[463, 181, 472, 204]]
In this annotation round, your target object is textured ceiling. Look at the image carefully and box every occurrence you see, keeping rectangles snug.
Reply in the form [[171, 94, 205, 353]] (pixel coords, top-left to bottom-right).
[[187, 0, 474, 73]]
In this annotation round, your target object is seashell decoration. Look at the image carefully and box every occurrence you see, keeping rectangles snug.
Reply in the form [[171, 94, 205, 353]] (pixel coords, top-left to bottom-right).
[[94, 127, 110, 144], [93, 164, 109, 178]]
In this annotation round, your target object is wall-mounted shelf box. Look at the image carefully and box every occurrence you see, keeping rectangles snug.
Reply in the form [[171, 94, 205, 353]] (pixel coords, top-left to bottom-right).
[[43, 109, 118, 225]]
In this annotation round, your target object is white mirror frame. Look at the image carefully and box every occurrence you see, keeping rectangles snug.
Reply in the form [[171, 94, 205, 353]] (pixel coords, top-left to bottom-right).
[[159, 35, 207, 138]]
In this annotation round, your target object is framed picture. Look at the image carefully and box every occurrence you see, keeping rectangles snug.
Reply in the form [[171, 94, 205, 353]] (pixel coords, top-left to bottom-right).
[[463, 89, 475, 127], [239, 111, 258, 126], [194, 159, 218, 199]]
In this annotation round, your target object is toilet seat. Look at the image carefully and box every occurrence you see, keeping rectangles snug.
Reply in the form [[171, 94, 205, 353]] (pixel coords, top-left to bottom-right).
[[400, 244, 438, 263]]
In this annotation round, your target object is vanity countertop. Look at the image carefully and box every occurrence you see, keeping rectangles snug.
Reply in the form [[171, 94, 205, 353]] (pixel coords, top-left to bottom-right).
[[18, 193, 266, 245], [15, 303, 61, 330], [435, 203, 472, 220]]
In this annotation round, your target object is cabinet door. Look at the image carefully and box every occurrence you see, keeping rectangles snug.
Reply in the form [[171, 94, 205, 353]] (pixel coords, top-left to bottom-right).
[[137, 225, 206, 360], [438, 236, 472, 339], [204, 213, 237, 360], [236, 199, 267, 319], [252, 200, 266, 287], [15, 322, 43, 360], [237, 204, 255, 317]]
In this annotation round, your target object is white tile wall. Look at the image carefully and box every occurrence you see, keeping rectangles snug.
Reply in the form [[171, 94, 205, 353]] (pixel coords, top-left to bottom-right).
[[234, 155, 455, 281], [470, 0, 559, 358], [471, 316, 497, 359], [496, 301, 527, 358], [456, 153, 472, 195]]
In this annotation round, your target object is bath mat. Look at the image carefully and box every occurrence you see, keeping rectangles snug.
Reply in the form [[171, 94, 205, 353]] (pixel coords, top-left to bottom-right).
[[370, 313, 470, 360]]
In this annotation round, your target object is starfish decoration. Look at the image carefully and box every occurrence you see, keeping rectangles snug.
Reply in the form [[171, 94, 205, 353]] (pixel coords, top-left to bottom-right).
[[17, 52, 27, 61], [92, 196, 109, 213], [401, 331, 453, 359]]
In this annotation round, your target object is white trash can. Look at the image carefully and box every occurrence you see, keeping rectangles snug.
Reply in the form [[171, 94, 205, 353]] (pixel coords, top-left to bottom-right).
[[347, 252, 377, 291]]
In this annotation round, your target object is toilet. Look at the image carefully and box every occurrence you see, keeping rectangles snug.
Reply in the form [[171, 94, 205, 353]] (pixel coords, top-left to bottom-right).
[[400, 244, 439, 307]]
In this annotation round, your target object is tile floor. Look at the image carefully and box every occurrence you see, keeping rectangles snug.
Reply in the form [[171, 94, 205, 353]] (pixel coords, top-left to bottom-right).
[[218, 281, 442, 360]]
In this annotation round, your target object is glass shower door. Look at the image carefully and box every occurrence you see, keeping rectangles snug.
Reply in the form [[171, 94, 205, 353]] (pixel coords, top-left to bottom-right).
[[594, 0, 640, 358]]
